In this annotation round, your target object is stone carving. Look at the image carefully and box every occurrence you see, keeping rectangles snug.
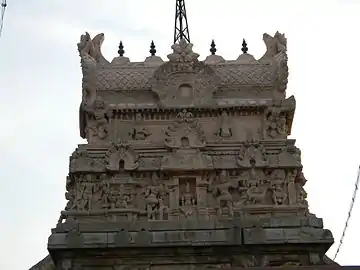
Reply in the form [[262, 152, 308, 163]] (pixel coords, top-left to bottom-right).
[[209, 170, 238, 217], [141, 173, 169, 220], [69, 149, 93, 173], [130, 112, 151, 140], [63, 175, 95, 211], [237, 142, 268, 167], [275, 145, 302, 167], [42, 28, 335, 270], [102, 183, 134, 209], [105, 141, 139, 171], [215, 111, 232, 138], [151, 39, 220, 107], [179, 178, 197, 218], [295, 172, 308, 206], [260, 32, 287, 61], [245, 167, 268, 205], [164, 109, 206, 149], [269, 169, 287, 205], [260, 31, 288, 96], [263, 103, 287, 139], [77, 32, 108, 107], [85, 97, 110, 143]]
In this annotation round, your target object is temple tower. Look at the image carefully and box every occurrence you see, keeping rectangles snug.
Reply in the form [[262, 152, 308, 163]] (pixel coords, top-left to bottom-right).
[[31, 2, 343, 270]]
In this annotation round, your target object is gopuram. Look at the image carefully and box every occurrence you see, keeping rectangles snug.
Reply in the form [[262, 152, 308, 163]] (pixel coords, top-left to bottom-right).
[[30, 1, 345, 270]]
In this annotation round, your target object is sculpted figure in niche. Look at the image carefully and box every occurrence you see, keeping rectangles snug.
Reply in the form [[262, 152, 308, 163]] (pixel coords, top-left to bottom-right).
[[246, 166, 268, 205], [270, 169, 287, 205], [216, 111, 232, 138], [209, 170, 237, 217], [264, 106, 287, 139], [87, 97, 109, 142], [143, 173, 161, 220], [180, 181, 197, 206], [179, 179, 197, 218], [76, 183, 93, 211], [286, 169, 297, 205]]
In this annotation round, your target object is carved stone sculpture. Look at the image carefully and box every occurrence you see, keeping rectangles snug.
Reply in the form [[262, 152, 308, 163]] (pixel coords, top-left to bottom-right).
[[215, 111, 232, 139], [105, 141, 139, 171], [237, 142, 268, 167], [41, 29, 337, 270], [85, 97, 109, 143], [263, 105, 287, 139]]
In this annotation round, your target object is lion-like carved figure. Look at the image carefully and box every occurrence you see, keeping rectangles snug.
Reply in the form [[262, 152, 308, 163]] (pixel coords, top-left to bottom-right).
[[259, 31, 288, 96], [260, 31, 287, 61], [77, 32, 108, 107]]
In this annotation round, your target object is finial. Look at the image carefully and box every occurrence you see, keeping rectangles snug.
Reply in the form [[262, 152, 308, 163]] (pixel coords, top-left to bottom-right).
[[241, 39, 248, 54], [149, 40, 156, 56], [118, 41, 125, 56], [210, 40, 217, 55]]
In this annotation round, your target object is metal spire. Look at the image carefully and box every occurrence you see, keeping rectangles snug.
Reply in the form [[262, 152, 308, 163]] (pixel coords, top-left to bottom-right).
[[174, 0, 190, 44]]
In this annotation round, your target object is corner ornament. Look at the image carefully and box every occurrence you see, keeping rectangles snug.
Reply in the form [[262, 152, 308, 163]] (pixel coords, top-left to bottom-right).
[[77, 32, 109, 107], [260, 31, 288, 97], [105, 141, 139, 171]]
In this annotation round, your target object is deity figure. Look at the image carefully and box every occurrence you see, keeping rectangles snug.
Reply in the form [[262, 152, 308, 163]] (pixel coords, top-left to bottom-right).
[[217, 111, 232, 138], [270, 170, 287, 205], [210, 170, 237, 217], [246, 168, 268, 205]]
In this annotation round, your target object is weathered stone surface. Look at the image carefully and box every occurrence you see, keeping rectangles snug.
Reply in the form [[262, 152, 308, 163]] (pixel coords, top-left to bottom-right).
[[27, 30, 342, 270]]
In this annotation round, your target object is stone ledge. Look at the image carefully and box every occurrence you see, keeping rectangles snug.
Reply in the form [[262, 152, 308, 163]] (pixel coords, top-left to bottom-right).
[[53, 217, 324, 233]]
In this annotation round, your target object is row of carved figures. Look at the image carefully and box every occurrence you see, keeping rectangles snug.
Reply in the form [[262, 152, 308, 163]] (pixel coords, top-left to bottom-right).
[[82, 104, 290, 144], [62, 168, 308, 222], [69, 140, 301, 174]]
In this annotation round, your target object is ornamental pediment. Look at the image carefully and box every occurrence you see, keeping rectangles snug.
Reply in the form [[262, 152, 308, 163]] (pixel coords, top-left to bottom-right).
[[150, 40, 221, 108]]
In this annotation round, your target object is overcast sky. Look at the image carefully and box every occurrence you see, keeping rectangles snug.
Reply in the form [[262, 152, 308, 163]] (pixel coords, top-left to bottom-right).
[[1, 0, 360, 269]]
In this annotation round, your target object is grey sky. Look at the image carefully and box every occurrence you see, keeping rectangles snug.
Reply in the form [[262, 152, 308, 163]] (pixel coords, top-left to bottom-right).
[[1, 0, 359, 269]]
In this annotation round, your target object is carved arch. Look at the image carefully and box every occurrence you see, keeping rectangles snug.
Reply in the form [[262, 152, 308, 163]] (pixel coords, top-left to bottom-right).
[[105, 142, 139, 171], [150, 40, 221, 108]]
